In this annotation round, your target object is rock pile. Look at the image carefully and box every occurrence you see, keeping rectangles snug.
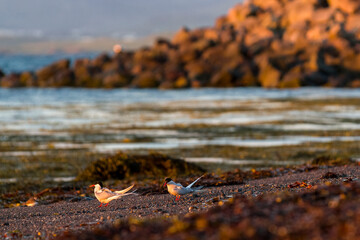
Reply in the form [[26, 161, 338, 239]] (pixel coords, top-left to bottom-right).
[[1, 0, 360, 88]]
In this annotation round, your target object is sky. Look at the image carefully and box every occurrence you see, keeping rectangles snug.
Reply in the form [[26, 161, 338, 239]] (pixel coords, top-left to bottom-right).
[[0, 0, 242, 40]]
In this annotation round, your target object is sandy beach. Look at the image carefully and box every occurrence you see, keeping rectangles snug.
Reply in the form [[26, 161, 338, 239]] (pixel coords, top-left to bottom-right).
[[1, 165, 359, 238]]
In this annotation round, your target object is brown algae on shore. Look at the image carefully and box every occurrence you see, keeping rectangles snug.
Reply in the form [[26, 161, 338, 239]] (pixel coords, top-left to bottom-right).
[[76, 152, 205, 181]]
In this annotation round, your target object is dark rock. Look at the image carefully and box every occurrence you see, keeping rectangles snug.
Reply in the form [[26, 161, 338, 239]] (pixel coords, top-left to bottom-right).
[[244, 26, 274, 56], [0, 73, 22, 88], [303, 71, 328, 86], [230, 63, 258, 86], [158, 80, 175, 89], [210, 70, 233, 87], [92, 53, 111, 68], [74, 59, 102, 87], [172, 27, 194, 45], [20, 71, 37, 87], [178, 44, 200, 63], [328, 0, 360, 14], [131, 71, 160, 88], [201, 45, 226, 66], [185, 61, 211, 84], [321, 172, 341, 179], [36, 59, 70, 87], [51, 69, 75, 87], [258, 62, 281, 88], [103, 72, 130, 88], [279, 67, 302, 88]]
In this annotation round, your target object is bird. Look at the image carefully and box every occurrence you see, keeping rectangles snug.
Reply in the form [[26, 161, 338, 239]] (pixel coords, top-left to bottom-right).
[[89, 182, 136, 207], [163, 175, 204, 201]]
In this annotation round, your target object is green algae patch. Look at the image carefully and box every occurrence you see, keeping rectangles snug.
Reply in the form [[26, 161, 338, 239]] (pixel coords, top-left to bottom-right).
[[76, 152, 205, 181]]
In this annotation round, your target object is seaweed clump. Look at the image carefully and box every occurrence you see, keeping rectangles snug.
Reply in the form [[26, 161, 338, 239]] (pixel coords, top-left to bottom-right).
[[311, 155, 356, 166], [76, 152, 205, 181]]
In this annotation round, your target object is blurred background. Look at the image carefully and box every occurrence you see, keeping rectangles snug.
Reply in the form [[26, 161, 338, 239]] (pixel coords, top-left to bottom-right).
[[0, 0, 359, 195], [0, 0, 241, 54]]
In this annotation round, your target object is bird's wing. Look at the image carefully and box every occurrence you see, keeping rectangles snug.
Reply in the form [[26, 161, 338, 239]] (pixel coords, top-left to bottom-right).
[[167, 183, 183, 195], [173, 185, 183, 191], [103, 187, 114, 193], [186, 174, 204, 189], [96, 189, 117, 201], [114, 184, 134, 194], [177, 187, 194, 195], [106, 194, 123, 202]]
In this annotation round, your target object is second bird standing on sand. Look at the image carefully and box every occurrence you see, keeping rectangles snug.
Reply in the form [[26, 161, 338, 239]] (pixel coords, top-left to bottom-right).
[[163, 175, 204, 201]]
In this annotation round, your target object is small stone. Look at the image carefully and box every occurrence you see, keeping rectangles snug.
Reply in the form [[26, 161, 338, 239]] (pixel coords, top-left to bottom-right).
[[220, 191, 226, 199], [189, 206, 198, 212], [192, 193, 199, 198]]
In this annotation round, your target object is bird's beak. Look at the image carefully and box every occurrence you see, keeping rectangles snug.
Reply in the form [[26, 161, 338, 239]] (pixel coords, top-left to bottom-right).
[[89, 185, 95, 187], [163, 182, 167, 187]]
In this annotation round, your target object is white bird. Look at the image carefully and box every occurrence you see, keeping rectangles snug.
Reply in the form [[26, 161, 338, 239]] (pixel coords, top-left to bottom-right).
[[163, 175, 204, 201], [89, 182, 136, 207]]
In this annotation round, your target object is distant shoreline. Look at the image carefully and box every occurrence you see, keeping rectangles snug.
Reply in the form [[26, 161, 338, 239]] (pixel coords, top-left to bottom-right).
[[0, 32, 174, 55]]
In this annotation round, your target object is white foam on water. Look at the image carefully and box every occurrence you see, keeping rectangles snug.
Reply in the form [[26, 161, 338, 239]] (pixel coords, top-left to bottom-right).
[[0, 151, 45, 156], [94, 142, 180, 152], [274, 123, 360, 131], [0, 176, 76, 183], [184, 157, 306, 166], [0, 178, 17, 183], [90, 135, 360, 152], [185, 158, 263, 165]]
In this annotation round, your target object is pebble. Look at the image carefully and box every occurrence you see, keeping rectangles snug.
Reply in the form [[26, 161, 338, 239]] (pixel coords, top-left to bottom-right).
[[188, 206, 198, 212]]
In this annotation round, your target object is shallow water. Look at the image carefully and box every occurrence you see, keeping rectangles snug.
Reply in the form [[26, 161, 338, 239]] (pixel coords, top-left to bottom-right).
[[0, 88, 359, 181], [0, 53, 99, 74]]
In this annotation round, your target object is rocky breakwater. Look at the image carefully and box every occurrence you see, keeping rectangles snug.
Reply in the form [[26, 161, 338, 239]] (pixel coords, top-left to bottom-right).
[[1, 0, 360, 88]]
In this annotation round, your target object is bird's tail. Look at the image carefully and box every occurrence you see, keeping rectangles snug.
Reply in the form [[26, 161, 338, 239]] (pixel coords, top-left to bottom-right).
[[114, 184, 134, 194], [192, 186, 204, 192], [118, 189, 138, 196], [186, 174, 206, 189]]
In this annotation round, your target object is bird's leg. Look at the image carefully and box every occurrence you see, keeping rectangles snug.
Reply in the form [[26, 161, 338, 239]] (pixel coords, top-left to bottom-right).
[[175, 195, 180, 201], [104, 203, 109, 207], [98, 203, 103, 207]]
